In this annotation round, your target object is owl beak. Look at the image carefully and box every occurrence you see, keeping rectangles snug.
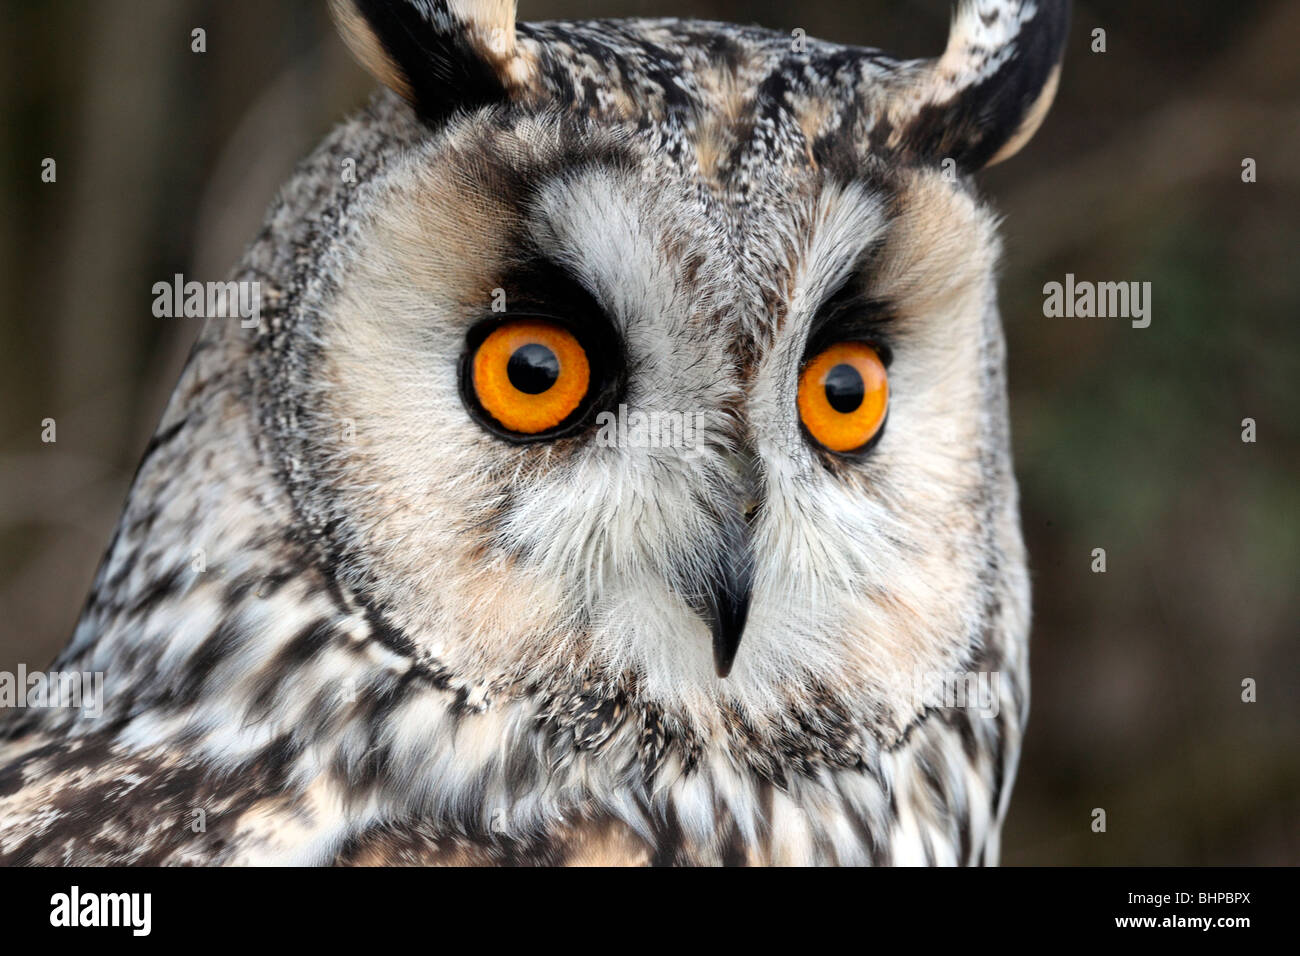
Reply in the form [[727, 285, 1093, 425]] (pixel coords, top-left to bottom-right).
[[704, 557, 752, 678], [689, 449, 761, 678], [694, 507, 755, 679]]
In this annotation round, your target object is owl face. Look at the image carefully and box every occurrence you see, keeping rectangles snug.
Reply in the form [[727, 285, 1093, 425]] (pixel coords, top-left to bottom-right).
[[277, 1, 1066, 738]]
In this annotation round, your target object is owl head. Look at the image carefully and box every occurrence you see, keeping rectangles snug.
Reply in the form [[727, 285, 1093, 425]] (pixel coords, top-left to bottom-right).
[[269, 0, 1068, 742]]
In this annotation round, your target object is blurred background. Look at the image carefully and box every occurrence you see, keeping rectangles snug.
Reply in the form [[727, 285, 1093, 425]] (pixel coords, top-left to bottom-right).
[[0, 0, 1296, 863]]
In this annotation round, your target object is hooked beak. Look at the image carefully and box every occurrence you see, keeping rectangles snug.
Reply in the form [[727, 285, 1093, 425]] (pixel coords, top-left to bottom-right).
[[701, 547, 753, 678], [684, 503, 756, 679], [682, 443, 762, 678]]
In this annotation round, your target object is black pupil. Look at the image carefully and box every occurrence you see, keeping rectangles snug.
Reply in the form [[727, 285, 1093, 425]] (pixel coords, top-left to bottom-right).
[[507, 343, 560, 394], [824, 363, 865, 414]]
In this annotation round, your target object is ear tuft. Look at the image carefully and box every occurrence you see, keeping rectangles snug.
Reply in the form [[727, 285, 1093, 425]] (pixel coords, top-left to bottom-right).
[[895, 0, 1071, 171], [329, 0, 529, 124]]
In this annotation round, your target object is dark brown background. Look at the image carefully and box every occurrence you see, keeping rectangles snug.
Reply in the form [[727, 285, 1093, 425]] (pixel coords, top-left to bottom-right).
[[1, 0, 1296, 864]]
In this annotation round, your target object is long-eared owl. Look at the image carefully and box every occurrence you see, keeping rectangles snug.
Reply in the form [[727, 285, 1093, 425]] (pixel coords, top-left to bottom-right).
[[0, 0, 1069, 865]]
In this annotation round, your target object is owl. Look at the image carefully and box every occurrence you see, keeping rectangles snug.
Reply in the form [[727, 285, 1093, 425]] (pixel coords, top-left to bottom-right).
[[0, 0, 1068, 865]]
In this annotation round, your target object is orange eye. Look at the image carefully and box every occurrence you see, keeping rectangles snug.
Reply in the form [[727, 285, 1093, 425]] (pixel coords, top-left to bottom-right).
[[797, 341, 889, 453], [470, 320, 591, 435]]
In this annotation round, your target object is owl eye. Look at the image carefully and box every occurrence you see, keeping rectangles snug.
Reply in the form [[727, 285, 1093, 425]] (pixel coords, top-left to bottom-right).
[[467, 319, 592, 436], [797, 341, 889, 454]]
